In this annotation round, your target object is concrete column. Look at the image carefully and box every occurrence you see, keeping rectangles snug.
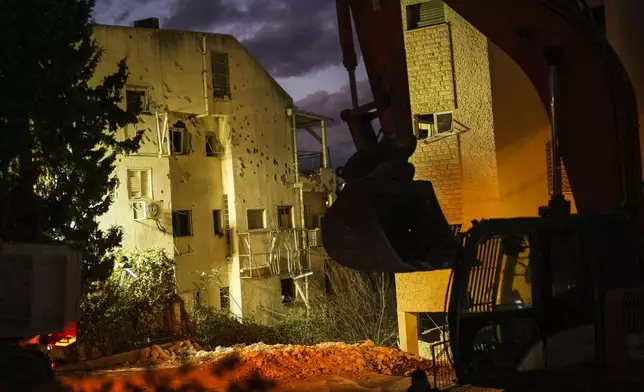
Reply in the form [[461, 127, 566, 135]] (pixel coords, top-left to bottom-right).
[[397, 311, 420, 355], [320, 120, 329, 168], [218, 116, 243, 319]]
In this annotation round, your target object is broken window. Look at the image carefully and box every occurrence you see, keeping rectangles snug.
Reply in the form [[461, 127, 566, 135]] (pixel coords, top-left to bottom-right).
[[213, 209, 224, 237], [211, 52, 230, 99], [205, 132, 220, 157], [247, 209, 265, 230], [172, 210, 193, 237], [407, 0, 445, 31], [220, 287, 230, 311], [131, 201, 147, 220], [127, 168, 152, 199], [277, 206, 293, 229], [415, 112, 453, 140], [126, 89, 147, 113], [170, 121, 189, 155]]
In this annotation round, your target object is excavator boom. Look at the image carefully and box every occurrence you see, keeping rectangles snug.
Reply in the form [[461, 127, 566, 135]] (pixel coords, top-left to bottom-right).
[[323, 0, 644, 275]]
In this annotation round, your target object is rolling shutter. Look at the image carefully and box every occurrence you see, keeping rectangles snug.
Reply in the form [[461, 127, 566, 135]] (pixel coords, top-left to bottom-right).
[[418, 0, 445, 28]]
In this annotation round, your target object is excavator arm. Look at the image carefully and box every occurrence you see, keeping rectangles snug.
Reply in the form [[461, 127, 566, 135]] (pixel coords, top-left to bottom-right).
[[322, 0, 644, 274]]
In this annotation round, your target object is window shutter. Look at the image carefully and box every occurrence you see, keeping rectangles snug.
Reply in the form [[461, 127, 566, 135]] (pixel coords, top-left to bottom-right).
[[418, 0, 445, 28], [127, 170, 141, 199], [140, 170, 150, 198]]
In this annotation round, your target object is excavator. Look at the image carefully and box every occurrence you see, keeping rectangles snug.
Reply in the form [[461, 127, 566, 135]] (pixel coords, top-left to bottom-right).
[[322, 0, 644, 390]]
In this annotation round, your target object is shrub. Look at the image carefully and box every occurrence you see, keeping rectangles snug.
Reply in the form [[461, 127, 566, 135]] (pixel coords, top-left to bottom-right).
[[78, 248, 179, 357]]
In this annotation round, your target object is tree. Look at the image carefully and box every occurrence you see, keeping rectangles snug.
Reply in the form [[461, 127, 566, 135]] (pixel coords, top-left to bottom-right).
[[0, 0, 143, 284]]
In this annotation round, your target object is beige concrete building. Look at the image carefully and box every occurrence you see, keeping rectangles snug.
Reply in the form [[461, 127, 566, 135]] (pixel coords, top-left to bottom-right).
[[92, 20, 335, 323], [395, 0, 644, 354]]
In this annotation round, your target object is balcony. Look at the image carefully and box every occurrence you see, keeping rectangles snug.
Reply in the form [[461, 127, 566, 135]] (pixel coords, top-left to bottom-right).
[[238, 228, 322, 279], [298, 151, 323, 175]]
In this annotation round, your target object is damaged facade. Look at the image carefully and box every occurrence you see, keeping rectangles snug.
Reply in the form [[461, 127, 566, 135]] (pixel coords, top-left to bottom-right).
[[396, 0, 644, 356], [92, 20, 335, 323]]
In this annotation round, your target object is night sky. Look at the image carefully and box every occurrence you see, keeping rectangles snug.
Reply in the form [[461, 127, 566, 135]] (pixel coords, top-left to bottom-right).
[[94, 0, 374, 168]]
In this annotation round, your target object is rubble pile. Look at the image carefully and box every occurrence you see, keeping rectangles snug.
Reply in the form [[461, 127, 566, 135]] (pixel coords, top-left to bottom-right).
[[132, 339, 445, 381]]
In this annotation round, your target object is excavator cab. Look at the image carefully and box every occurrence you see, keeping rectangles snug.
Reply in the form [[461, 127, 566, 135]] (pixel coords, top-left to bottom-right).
[[447, 214, 643, 391]]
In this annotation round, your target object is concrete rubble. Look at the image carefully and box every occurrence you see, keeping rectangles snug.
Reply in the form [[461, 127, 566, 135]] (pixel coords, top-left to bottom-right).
[[122, 339, 447, 381]]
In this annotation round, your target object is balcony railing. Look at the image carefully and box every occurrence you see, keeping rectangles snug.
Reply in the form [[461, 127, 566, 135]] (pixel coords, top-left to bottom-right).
[[298, 151, 323, 174]]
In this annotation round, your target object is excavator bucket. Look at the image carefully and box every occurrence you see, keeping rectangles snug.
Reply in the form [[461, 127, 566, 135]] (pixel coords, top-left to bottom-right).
[[322, 175, 462, 273]]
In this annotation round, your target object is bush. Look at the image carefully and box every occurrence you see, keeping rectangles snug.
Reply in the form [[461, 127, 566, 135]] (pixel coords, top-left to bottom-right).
[[78, 248, 180, 357]]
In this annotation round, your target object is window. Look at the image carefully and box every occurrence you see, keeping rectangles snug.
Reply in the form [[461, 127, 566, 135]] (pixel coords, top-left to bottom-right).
[[223, 195, 231, 248], [126, 168, 152, 199], [590, 5, 606, 36], [277, 206, 293, 229], [170, 121, 189, 155], [126, 89, 147, 113], [131, 200, 148, 220], [312, 215, 323, 229], [205, 132, 220, 157], [220, 287, 230, 310], [247, 209, 265, 230], [407, 0, 445, 31], [172, 210, 193, 237], [211, 53, 230, 99], [415, 112, 453, 140], [281, 278, 295, 304], [213, 209, 224, 237]]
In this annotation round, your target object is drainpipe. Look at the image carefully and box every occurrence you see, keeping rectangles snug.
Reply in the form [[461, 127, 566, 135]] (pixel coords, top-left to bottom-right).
[[321, 119, 329, 169], [197, 34, 209, 118], [289, 108, 305, 230]]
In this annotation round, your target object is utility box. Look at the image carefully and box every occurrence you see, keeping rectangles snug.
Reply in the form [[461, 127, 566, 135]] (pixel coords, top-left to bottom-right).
[[0, 243, 82, 339]]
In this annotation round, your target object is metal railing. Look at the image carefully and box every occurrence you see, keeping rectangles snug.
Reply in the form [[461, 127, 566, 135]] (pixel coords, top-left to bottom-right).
[[238, 229, 314, 278], [298, 151, 323, 174], [430, 340, 457, 390]]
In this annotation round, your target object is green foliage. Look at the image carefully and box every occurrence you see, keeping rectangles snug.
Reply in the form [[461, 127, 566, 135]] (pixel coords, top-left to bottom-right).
[[79, 248, 179, 357], [0, 0, 143, 284]]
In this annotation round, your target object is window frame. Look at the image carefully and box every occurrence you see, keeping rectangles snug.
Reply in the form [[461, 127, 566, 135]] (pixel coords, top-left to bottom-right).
[[205, 131, 220, 157], [406, 0, 446, 31], [172, 210, 193, 237], [126, 168, 152, 200], [277, 205, 294, 229], [246, 209, 266, 231], [211, 52, 231, 100], [125, 86, 150, 113], [415, 111, 454, 140], [170, 122, 189, 155]]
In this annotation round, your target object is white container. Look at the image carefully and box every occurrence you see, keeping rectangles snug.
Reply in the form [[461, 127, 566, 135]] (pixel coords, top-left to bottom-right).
[[0, 243, 82, 339]]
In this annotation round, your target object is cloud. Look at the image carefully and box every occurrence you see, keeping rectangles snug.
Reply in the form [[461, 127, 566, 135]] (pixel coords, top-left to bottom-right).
[[295, 79, 373, 167], [164, 0, 346, 78]]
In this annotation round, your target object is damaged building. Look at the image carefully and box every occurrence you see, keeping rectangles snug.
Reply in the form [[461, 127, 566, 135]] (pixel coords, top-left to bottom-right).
[[92, 19, 336, 323]]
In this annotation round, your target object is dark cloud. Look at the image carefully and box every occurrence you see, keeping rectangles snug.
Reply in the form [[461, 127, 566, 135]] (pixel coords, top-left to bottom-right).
[[296, 80, 373, 168], [164, 0, 347, 78]]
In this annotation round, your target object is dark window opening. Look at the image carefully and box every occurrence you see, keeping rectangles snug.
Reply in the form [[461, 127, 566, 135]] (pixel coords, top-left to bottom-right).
[[247, 209, 265, 230], [205, 132, 219, 157], [281, 278, 295, 304], [407, 0, 445, 31], [277, 206, 293, 229], [213, 209, 224, 237], [590, 5, 606, 36], [172, 210, 193, 237], [211, 53, 230, 99], [220, 287, 230, 311], [171, 121, 188, 155], [126, 90, 146, 113], [312, 215, 323, 229]]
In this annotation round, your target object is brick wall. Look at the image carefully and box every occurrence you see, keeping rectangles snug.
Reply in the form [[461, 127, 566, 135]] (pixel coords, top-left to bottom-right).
[[402, 1, 463, 224]]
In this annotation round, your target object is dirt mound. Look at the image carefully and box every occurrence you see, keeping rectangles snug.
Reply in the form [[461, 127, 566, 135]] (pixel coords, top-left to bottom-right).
[[131, 340, 436, 381]]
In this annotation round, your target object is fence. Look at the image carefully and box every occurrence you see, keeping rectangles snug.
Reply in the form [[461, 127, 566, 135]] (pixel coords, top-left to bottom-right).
[[430, 340, 457, 390]]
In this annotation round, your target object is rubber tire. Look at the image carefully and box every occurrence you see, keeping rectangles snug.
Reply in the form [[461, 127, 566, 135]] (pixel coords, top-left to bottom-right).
[[0, 346, 54, 391]]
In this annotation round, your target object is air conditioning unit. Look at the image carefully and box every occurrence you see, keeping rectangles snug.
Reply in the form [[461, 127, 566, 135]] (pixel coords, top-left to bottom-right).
[[146, 201, 163, 220]]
